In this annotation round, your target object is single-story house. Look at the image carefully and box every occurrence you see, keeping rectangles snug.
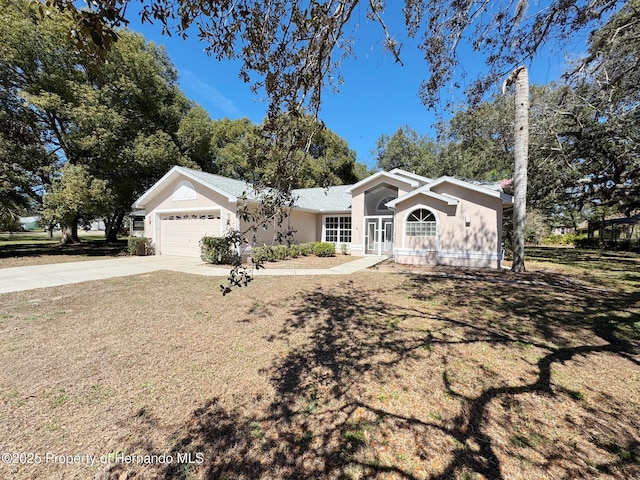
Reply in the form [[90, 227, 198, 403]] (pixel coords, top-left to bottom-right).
[[133, 166, 513, 268]]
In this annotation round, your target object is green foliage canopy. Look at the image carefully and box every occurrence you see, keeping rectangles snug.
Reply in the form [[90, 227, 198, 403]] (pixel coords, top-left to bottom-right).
[[42, 163, 110, 232], [177, 111, 362, 189], [1, 0, 193, 239]]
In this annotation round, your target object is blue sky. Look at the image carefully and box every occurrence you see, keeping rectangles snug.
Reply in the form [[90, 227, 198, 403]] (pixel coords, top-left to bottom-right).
[[125, 7, 588, 168]]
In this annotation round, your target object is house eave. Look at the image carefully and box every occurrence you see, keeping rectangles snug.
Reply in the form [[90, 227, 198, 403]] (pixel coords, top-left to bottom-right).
[[386, 188, 459, 208], [345, 171, 419, 193], [427, 176, 510, 203], [317, 209, 352, 214], [133, 166, 238, 209]]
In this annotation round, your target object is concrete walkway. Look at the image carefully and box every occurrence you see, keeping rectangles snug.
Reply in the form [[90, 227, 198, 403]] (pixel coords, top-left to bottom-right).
[[0, 255, 388, 294]]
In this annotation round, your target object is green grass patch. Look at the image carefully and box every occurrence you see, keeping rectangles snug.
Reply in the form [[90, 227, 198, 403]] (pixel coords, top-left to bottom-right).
[[600, 440, 640, 465], [0, 231, 128, 267], [510, 432, 546, 449], [249, 421, 265, 439], [557, 386, 586, 401]]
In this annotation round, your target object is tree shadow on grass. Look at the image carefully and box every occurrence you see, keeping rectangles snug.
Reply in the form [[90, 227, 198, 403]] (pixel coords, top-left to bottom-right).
[[157, 280, 426, 479], [525, 247, 640, 271], [111, 270, 639, 479], [406, 271, 639, 479], [0, 239, 127, 259]]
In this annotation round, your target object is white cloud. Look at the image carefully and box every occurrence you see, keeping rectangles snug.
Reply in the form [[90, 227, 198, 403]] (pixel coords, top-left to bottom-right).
[[180, 70, 241, 117]]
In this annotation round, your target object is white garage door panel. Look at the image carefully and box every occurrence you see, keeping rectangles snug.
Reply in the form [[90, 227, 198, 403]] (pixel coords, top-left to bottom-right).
[[160, 214, 221, 257]]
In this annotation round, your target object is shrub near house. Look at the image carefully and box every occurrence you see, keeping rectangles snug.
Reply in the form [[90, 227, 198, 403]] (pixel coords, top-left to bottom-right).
[[200, 236, 238, 264], [248, 242, 336, 264], [128, 237, 154, 256]]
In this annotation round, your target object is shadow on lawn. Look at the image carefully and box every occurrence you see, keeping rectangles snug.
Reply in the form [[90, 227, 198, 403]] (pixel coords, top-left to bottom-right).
[[0, 239, 127, 259], [116, 270, 639, 479], [526, 246, 640, 274], [158, 280, 426, 479]]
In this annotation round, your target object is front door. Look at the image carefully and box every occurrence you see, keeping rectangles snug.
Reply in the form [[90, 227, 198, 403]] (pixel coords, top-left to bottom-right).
[[382, 219, 394, 255], [364, 216, 393, 255]]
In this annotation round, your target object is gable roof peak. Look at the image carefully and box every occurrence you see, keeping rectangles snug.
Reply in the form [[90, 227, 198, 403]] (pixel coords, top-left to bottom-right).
[[345, 170, 423, 193], [427, 176, 513, 204], [388, 168, 433, 184]]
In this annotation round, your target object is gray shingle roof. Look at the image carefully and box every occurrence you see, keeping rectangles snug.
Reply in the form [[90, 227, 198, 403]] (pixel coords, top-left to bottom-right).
[[293, 185, 353, 212], [465, 178, 505, 192], [180, 168, 256, 200], [180, 167, 352, 211]]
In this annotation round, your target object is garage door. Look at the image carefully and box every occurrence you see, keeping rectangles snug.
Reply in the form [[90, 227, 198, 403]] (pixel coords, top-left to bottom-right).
[[159, 213, 221, 257]]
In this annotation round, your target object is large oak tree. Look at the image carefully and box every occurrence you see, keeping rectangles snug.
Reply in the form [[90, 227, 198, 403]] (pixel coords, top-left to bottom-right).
[[1, 0, 193, 241]]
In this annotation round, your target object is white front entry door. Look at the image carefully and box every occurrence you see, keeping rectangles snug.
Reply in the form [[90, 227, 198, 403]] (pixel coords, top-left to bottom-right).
[[364, 216, 393, 255]]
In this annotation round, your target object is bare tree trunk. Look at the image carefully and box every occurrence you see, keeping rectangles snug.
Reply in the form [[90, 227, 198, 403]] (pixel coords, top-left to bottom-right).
[[104, 210, 125, 242], [60, 215, 80, 245], [506, 66, 529, 272], [60, 229, 77, 244]]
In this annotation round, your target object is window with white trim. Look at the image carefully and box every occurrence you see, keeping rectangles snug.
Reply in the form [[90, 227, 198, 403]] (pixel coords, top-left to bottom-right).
[[406, 209, 436, 237], [324, 216, 351, 243]]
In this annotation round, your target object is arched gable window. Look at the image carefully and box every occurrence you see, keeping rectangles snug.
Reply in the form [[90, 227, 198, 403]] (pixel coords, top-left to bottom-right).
[[172, 180, 197, 201], [406, 208, 437, 237], [377, 195, 397, 212]]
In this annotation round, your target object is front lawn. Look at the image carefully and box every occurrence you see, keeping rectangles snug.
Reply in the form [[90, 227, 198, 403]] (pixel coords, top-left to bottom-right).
[[0, 249, 638, 479], [0, 232, 128, 268]]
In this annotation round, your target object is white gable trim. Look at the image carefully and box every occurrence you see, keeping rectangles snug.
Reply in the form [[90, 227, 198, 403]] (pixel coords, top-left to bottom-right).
[[133, 166, 238, 208], [345, 171, 419, 193], [427, 176, 513, 204], [385, 187, 459, 209], [388, 168, 433, 184]]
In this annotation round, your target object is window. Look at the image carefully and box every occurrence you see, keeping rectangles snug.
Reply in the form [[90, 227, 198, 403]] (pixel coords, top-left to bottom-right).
[[172, 180, 197, 201], [324, 216, 352, 243], [406, 209, 436, 237], [377, 195, 396, 212]]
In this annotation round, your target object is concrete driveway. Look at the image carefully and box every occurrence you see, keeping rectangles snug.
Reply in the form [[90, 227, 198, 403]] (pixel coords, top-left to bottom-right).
[[0, 255, 387, 294]]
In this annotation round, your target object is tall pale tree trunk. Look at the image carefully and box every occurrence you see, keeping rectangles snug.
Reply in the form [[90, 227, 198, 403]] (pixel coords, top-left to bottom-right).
[[505, 66, 529, 272]]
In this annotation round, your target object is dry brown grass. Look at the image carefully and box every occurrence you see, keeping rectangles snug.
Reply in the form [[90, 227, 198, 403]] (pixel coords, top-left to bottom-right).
[[0, 253, 114, 269], [1, 252, 639, 479]]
